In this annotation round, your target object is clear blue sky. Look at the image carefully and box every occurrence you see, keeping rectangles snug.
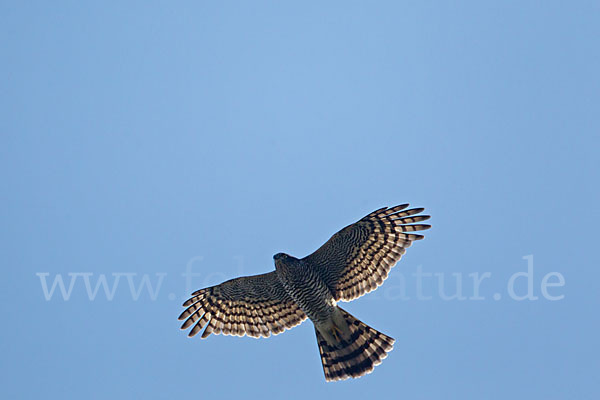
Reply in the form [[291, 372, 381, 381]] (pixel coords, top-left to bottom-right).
[[2, 1, 599, 399]]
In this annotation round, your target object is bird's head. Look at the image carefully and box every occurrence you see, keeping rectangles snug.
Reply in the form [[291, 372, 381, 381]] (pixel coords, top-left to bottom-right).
[[273, 252, 295, 269], [273, 252, 289, 262]]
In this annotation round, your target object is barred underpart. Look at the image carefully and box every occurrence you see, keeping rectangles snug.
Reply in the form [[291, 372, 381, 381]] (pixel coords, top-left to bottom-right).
[[316, 308, 395, 382], [178, 271, 307, 338], [304, 204, 431, 301]]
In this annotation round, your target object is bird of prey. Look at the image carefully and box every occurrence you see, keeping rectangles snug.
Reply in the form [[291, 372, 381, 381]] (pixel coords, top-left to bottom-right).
[[178, 204, 430, 381]]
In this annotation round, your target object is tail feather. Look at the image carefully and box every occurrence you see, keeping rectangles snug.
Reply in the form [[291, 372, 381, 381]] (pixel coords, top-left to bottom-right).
[[315, 308, 394, 382]]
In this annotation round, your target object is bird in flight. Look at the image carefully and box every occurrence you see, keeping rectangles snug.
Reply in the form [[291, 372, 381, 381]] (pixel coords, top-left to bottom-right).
[[178, 204, 430, 381]]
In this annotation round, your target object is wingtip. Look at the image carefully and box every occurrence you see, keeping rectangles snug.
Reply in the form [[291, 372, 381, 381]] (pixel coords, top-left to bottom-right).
[[388, 203, 410, 213]]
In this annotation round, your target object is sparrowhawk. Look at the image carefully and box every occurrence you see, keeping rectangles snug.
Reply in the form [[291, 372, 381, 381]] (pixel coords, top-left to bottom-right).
[[178, 204, 431, 381]]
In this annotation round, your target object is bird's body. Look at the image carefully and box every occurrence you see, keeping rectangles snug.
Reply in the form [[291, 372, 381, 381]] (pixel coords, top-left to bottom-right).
[[274, 254, 335, 325], [179, 204, 430, 381]]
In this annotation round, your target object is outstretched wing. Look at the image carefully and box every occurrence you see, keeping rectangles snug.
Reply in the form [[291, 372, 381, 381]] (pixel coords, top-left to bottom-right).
[[304, 204, 430, 302], [178, 271, 306, 339]]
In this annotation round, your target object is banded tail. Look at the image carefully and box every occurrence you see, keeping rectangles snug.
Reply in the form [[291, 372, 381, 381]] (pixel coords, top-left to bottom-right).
[[315, 307, 395, 381]]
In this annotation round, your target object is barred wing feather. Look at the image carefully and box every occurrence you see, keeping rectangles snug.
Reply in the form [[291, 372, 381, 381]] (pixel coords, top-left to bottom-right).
[[178, 271, 306, 338], [304, 204, 431, 302]]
